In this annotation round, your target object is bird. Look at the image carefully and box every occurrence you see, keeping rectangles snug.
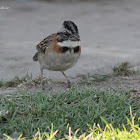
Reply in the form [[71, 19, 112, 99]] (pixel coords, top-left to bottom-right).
[[33, 20, 81, 89]]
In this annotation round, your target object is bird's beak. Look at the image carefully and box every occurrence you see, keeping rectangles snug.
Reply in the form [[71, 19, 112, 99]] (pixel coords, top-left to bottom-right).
[[70, 34, 80, 41]]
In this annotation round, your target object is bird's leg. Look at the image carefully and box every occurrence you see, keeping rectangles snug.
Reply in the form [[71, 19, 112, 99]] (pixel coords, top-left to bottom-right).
[[61, 71, 71, 88], [40, 68, 44, 89], [40, 68, 52, 90]]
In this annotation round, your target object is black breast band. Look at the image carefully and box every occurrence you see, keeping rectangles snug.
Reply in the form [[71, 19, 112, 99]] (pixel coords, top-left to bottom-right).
[[61, 46, 80, 53]]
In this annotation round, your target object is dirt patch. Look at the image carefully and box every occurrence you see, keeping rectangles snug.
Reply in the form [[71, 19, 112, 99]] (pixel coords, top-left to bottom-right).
[[0, 74, 140, 95]]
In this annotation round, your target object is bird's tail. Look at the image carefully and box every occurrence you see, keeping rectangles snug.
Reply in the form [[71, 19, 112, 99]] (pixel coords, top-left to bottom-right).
[[33, 52, 38, 61]]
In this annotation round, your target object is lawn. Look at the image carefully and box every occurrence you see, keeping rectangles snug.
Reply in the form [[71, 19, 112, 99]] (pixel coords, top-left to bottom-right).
[[0, 85, 140, 139]]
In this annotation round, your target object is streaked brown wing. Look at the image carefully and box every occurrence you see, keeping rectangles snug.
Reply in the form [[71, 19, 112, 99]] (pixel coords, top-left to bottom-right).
[[36, 33, 56, 53]]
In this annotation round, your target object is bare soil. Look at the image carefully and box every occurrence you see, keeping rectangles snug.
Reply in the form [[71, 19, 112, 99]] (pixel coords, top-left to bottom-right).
[[1, 74, 140, 95]]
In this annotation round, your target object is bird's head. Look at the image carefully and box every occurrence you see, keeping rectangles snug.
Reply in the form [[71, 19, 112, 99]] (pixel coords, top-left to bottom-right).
[[57, 21, 80, 47]]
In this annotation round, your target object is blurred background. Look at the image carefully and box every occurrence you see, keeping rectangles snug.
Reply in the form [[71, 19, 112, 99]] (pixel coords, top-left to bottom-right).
[[0, 0, 140, 81]]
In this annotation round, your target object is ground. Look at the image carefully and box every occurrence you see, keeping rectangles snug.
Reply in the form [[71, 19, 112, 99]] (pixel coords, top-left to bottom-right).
[[0, 72, 140, 94], [0, 0, 140, 82]]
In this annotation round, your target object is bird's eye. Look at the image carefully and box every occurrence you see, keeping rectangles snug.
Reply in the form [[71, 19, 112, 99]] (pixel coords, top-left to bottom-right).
[[63, 32, 68, 36]]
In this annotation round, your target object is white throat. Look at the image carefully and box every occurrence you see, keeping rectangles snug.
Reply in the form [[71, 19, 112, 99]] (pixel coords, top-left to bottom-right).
[[57, 40, 81, 47]]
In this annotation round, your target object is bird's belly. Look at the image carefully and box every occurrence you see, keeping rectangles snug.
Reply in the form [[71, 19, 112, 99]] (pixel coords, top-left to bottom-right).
[[38, 51, 80, 71]]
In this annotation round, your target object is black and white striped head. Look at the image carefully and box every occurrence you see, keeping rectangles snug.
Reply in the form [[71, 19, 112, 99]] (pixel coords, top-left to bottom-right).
[[57, 21, 80, 47]]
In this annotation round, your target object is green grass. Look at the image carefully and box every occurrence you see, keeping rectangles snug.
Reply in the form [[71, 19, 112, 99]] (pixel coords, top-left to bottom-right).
[[4, 116, 140, 140], [112, 62, 138, 76], [0, 74, 52, 89], [0, 86, 140, 139], [79, 62, 139, 85], [0, 80, 4, 88], [0, 75, 32, 88], [79, 73, 111, 85]]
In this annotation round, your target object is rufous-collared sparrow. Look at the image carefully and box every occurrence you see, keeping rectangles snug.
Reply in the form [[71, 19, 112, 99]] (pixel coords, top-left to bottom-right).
[[33, 20, 81, 89]]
